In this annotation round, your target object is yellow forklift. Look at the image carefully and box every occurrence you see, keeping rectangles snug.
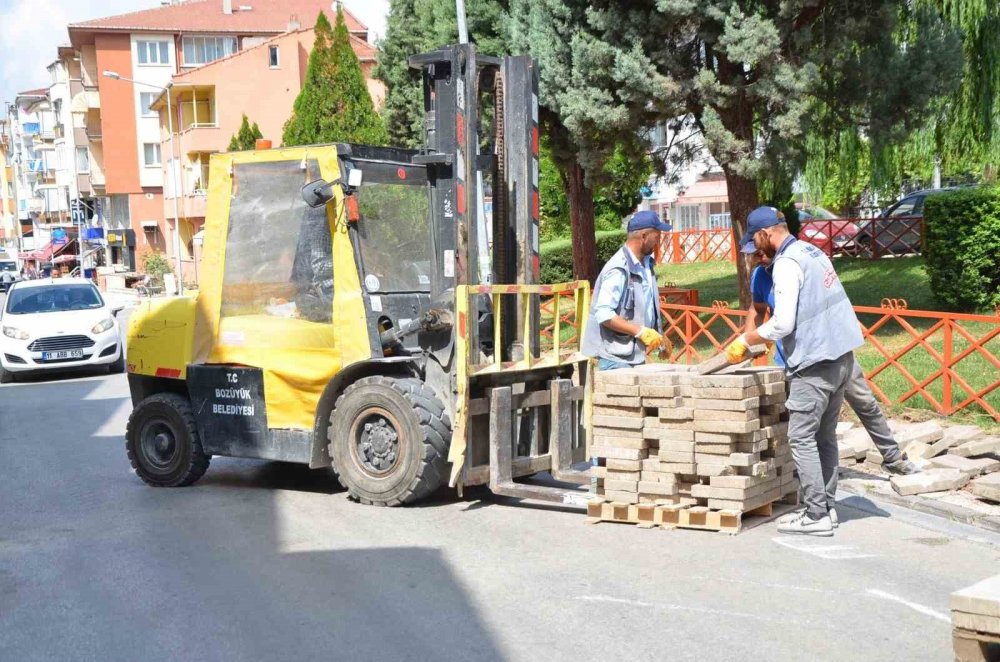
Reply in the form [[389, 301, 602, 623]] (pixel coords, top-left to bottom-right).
[[124, 45, 593, 506]]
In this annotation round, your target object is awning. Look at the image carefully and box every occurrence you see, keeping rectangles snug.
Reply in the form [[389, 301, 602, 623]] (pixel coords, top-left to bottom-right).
[[71, 90, 100, 113], [675, 178, 729, 204], [141, 221, 159, 228], [52, 254, 79, 265]]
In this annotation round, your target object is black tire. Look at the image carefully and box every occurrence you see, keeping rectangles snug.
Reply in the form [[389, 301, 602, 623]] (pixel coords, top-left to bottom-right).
[[125, 392, 210, 487], [328, 376, 450, 506], [107, 350, 126, 374], [0, 366, 14, 384]]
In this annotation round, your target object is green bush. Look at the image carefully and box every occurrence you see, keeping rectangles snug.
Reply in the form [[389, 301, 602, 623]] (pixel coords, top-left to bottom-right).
[[923, 187, 1000, 312], [539, 230, 626, 283]]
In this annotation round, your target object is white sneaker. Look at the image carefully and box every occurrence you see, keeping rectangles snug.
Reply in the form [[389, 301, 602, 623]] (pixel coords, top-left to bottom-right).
[[777, 512, 834, 537], [829, 508, 839, 528]]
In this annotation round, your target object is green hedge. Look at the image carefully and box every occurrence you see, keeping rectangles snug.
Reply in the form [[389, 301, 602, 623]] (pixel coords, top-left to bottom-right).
[[539, 230, 626, 283], [923, 187, 1000, 312]]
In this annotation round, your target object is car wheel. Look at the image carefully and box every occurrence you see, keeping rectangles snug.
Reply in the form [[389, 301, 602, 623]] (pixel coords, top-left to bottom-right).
[[126, 392, 210, 487], [108, 351, 126, 374]]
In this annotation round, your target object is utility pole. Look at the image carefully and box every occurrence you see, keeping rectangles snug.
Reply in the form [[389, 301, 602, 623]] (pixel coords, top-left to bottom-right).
[[456, 0, 469, 44]]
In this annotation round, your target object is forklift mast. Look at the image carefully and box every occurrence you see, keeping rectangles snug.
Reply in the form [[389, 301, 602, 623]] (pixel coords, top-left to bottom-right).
[[410, 45, 592, 502], [409, 44, 541, 362]]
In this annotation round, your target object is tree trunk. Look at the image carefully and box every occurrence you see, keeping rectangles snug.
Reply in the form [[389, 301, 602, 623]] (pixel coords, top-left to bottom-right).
[[565, 159, 598, 283], [722, 166, 758, 309]]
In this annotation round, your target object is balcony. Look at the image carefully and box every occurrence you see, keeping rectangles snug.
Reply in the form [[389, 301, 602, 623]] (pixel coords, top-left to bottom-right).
[[165, 192, 209, 220], [53, 124, 65, 140]]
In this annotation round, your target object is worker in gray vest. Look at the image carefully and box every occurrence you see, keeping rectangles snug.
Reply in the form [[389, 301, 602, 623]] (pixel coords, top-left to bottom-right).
[[726, 207, 863, 537], [582, 210, 671, 370]]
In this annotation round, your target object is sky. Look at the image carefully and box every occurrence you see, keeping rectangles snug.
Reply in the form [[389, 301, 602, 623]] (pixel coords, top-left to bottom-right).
[[0, 0, 389, 104]]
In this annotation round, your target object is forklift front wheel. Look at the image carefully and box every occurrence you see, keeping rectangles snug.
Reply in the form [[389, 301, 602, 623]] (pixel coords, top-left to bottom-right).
[[126, 393, 211, 487], [328, 376, 449, 506]]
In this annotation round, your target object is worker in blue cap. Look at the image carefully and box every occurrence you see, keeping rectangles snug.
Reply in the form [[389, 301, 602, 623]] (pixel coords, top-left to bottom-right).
[[582, 210, 672, 370], [725, 206, 863, 537]]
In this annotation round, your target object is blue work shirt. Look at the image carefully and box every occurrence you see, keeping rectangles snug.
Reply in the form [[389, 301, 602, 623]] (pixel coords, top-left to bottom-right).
[[750, 264, 786, 367], [592, 247, 659, 330]]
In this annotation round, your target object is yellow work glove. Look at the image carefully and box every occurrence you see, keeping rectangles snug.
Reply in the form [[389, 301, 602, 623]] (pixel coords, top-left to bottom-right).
[[725, 335, 749, 364], [635, 326, 664, 350]]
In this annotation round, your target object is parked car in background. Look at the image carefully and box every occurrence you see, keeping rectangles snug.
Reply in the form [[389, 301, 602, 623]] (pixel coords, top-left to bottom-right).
[[855, 188, 959, 255], [0, 257, 18, 292], [0, 278, 124, 384], [796, 206, 861, 256]]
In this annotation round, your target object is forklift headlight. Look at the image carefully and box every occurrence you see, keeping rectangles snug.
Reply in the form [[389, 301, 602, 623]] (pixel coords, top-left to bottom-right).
[[91, 317, 114, 334], [2, 326, 29, 340]]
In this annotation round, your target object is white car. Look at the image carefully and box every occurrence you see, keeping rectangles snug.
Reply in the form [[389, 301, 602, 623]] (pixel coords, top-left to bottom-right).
[[0, 278, 124, 383]]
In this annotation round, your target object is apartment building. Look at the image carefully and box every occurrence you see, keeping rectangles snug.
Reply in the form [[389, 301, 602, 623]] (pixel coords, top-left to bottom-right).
[[10, 90, 51, 253], [152, 25, 382, 280], [67, 0, 371, 276], [0, 118, 17, 257]]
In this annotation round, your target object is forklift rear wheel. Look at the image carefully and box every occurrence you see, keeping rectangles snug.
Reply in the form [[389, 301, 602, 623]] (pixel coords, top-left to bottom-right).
[[126, 392, 210, 487], [328, 376, 450, 506]]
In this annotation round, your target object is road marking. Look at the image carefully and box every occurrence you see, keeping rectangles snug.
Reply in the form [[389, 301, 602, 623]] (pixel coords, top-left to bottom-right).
[[866, 589, 951, 622], [573, 595, 823, 627], [682, 575, 839, 594], [771, 536, 879, 559]]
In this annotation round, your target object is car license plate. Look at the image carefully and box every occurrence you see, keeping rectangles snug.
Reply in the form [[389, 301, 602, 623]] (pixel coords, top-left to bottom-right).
[[42, 350, 84, 360]]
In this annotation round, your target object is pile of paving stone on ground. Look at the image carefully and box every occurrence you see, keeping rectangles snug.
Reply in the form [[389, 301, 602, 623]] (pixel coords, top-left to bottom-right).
[[838, 420, 1000, 505]]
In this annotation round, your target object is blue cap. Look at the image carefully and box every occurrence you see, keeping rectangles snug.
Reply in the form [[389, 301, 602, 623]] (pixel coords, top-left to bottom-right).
[[627, 210, 672, 233], [740, 206, 782, 253]]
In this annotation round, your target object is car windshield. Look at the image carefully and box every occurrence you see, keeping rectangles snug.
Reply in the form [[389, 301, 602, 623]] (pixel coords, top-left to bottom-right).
[[0, 262, 16, 272], [5, 283, 104, 315]]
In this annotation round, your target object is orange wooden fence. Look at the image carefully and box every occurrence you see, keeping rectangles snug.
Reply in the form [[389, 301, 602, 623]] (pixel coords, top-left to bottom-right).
[[658, 299, 1000, 421], [655, 217, 926, 263], [540, 280, 999, 420]]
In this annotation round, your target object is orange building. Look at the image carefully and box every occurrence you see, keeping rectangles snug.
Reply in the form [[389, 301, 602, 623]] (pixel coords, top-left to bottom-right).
[[66, 0, 371, 276], [151, 26, 382, 281]]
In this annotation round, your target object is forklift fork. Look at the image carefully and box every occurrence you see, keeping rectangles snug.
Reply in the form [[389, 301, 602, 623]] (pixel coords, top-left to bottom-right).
[[488, 378, 592, 507]]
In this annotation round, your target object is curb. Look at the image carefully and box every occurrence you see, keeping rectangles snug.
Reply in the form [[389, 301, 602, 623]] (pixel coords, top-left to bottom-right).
[[838, 481, 1000, 535]]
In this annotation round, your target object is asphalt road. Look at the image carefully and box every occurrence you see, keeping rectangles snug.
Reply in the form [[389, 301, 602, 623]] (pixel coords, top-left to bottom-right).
[[1, 311, 998, 660]]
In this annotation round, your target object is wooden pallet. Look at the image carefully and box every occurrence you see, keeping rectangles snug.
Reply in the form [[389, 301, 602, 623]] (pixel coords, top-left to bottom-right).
[[953, 627, 1000, 662], [584, 494, 797, 535]]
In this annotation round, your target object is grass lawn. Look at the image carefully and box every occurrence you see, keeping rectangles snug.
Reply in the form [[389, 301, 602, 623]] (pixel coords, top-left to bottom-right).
[[654, 256, 1000, 430]]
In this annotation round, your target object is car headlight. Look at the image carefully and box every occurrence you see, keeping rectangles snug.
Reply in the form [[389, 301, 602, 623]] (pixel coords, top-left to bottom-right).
[[2, 326, 29, 340], [91, 317, 115, 334]]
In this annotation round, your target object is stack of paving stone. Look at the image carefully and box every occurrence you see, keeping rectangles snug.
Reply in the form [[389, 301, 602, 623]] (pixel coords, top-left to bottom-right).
[[588, 364, 798, 532], [951, 574, 1000, 662]]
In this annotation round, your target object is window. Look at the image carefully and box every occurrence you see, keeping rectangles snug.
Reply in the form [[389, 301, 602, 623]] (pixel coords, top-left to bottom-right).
[[76, 147, 90, 173], [137, 40, 171, 66], [888, 197, 918, 217], [139, 92, 159, 117], [677, 204, 700, 231], [268, 46, 279, 68], [182, 36, 236, 66], [143, 143, 161, 167]]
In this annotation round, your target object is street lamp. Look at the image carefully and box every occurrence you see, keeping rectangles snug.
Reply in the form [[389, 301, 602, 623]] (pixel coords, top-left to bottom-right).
[[103, 70, 183, 295]]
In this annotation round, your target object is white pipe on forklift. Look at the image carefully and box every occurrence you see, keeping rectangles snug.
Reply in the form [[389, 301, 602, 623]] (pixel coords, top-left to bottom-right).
[[456, 0, 469, 43]]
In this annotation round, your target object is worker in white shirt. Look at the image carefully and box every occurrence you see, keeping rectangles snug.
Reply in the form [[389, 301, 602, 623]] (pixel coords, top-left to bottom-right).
[[725, 207, 863, 537]]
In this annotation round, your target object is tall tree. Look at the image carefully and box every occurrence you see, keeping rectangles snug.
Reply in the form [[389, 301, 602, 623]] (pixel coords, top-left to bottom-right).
[[228, 114, 264, 151], [548, 0, 962, 303], [283, 7, 388, 146]]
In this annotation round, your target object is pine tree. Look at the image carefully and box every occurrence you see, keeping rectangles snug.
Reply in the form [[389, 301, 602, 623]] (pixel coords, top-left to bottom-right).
[[228, 114, 264, 151], [283, 7, 388, 146]]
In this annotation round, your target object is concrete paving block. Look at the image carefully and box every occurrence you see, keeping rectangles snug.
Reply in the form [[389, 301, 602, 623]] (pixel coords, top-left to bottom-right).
[[839, 428, 874, 460], [928, 453, 1000, 477], [865, 449, 885, 466], [927, 425, 984, 457], [950, 574, 1000, 619], [950, 436, 1000, 458], [928, 454, 1000, 477], [902, 441, 934, 460], [889, 468, 970, 496], [951, 610, 1000, 635], [969, 473, 1000, 503], [593, 415, 645, 430], [894, 421, 944, 446], [836, 421, 855, 439], [593, 393, 642, 408], [606, 459, 642, 471], [595, 383, 640, 397]]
